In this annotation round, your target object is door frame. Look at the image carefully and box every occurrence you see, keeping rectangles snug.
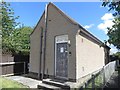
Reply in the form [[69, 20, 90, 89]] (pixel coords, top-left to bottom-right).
[[54, 35, 69, 79]]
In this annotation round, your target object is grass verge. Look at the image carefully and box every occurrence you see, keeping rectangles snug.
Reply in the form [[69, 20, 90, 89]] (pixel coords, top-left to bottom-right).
[[0, 76, 28, 89]]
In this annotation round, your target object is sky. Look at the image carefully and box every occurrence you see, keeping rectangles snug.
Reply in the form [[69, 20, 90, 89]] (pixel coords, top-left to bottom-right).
[[10, 2, 118, 53]]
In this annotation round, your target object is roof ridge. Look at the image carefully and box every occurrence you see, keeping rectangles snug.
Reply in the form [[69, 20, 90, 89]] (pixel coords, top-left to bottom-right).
[[48, 3, 105, 44], [30, 2, 110, 49], [48, 3, 110, 47]]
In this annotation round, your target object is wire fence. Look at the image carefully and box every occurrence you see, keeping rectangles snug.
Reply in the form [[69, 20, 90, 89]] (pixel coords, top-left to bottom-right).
[[80, 61, 116, 89]]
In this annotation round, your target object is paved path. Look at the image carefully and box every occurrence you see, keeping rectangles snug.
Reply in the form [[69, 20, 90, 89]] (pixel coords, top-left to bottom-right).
[[6, 76, 42, 88], [104, 71, 120, 89]]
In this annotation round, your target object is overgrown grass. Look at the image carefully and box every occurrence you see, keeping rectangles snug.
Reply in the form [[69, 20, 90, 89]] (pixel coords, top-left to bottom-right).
[[0, 76, 28, 89], [85, 74, 103, 88], [86, 66, 120, 89], [95, 74, 103, 88]]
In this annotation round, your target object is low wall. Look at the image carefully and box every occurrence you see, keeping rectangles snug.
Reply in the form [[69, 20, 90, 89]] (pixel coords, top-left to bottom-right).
[[79, 61, 116, 88], [103, 61, 116, 83]]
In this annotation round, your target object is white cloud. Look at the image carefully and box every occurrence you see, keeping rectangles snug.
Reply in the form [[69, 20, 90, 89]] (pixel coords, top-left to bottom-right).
[[101, 13, 114, 21], [84, 24, 94, 29], [106, 41, 110, 46], [110, 45, 118, 54], [97, 13, 114, 34]]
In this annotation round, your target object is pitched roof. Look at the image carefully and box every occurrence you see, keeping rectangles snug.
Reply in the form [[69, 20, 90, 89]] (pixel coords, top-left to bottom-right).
[[48, 2, 78, 25], [30, 11, 45, 36], [30, 2, 110, 49], [48, 3, 110, 49]]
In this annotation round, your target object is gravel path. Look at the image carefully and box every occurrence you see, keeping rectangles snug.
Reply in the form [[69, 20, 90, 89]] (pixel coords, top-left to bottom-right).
[[6, 76, 42, 88]]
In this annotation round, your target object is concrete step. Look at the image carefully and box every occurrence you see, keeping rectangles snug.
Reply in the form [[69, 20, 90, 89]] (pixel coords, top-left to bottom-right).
[[42, 79, 70, 89], [37, 83, 60, 90]]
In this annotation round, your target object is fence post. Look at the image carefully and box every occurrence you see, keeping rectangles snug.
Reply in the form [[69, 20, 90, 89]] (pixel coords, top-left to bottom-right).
[[85, 82, 87, 88], [92, 74, 95, 90], [102, 66, 106, 88], [80, 86, 83, 90], [24, 62, 26, 74]]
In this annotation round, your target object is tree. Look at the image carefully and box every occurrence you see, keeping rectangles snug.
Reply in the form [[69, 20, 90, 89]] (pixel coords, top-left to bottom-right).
[[102, 1, 120, 50], [12, 26, 33, 55], [102, 1, 120, 16], [113, 52, 120, 59], [107, 17, 120, 49], [1, 2, 19, 53], [1, 2, 33, 55]]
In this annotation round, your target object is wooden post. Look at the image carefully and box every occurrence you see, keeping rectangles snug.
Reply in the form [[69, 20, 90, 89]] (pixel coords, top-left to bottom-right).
[[24, 62, 26, 74]]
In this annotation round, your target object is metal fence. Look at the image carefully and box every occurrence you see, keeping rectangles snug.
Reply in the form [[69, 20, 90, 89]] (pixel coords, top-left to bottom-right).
[[0, 62, 27, 76], [80, 61, 116, 89]]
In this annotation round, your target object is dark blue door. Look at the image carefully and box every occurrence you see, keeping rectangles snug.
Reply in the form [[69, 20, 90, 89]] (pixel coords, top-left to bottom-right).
[[56, 42, 68, 78]]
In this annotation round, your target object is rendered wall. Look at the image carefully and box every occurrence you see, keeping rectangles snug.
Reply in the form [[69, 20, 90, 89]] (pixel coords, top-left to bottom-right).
[[44, 4, 78, 80], [30, 4, 79, 80], [29, 14, 45, 73], [76, 33, 105, 80]]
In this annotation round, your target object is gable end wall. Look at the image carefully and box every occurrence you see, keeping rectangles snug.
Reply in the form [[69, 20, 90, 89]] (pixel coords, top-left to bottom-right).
[[29, 14, 45, 73], [44, 4, 79, 80]]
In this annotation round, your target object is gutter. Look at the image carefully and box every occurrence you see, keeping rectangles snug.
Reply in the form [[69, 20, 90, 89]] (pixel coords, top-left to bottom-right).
[[38, 27, 43, 79], [41, 4, 48, 81]]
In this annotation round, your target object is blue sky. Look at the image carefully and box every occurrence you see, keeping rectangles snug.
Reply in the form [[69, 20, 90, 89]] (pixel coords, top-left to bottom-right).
[[10, 2, 117, 53]]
